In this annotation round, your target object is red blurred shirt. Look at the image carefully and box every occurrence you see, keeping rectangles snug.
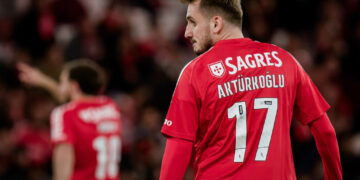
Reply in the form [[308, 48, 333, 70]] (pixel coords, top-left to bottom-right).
[[161, 38, 330, 180], [51, 96, 122, 180], [15, 122, 52, 166]]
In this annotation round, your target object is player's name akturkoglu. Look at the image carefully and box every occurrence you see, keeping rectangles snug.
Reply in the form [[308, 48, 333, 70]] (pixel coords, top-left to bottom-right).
[[218, 73, 285, 99]]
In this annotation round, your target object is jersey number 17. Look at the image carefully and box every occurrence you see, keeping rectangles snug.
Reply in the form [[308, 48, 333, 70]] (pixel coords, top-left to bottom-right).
[[227, 98, 278, 163]]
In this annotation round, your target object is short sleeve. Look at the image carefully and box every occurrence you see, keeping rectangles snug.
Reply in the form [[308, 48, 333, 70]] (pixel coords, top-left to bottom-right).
[[293, 61, 330, 125], [50, 106, 76, 145], [161, 64, 200, 142]]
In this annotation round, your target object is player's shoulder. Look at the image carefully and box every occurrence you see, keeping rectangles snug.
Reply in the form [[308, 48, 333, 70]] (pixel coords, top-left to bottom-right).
[[251, 40, 287, 53], [51, 102, 76, 118], [255, 41, 303, 69], [182, 47, 220, 75], [261, 41, 297, 60], [176, 54, 204, 82], [50, 103, 78, 129], [98, 95, 116, 104], [97, 96, 120, 111]]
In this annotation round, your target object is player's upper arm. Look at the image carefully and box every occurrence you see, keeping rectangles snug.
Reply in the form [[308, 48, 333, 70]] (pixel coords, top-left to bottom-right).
[[291, 56, 330, 125], [161, 61, 201, 142], [53, 143, 75, 180]]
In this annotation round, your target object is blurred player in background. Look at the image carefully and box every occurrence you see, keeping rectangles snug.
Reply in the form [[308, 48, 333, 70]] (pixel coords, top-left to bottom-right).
[[18, 60, 122, 180], [160, 0, 342, 179]]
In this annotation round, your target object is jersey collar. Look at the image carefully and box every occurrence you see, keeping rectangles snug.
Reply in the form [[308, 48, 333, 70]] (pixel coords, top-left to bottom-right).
[[214, 38, 252, 47]]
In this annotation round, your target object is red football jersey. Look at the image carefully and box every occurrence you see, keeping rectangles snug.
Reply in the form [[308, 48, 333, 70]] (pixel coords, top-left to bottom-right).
[[161, 38, 330, 180], [51, 96, 122, 180]]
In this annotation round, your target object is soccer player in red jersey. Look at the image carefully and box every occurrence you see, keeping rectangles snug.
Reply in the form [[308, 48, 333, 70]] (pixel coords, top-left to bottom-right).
[[160, 0, 342, 180], [18, 60, 122, 180]]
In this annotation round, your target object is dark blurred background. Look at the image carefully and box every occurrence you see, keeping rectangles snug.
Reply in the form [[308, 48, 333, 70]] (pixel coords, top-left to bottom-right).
[[0, 0, 359, 179]]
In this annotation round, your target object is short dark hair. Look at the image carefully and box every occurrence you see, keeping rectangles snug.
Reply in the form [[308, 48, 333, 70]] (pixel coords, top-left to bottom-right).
[[182, 0, 243, 27], [64, 59, 106, 95]]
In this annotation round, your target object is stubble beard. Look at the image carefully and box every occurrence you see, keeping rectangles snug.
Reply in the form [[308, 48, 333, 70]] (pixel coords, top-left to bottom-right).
[[194, 33, 214, 56]]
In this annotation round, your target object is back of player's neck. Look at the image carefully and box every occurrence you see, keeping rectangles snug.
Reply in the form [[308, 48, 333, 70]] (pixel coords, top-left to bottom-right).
[[219, 28, 244, 41], [71, 93, 97, 102]]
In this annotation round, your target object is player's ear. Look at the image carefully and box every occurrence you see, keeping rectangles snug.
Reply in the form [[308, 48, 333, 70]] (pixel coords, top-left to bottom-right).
[[210, 15, 223, 34]]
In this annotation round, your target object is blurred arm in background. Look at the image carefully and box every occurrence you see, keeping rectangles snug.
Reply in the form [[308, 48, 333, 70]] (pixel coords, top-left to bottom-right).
[[53, 143, 75, 180], [309, 113, 343, 180], [17, 62, 66, 102]]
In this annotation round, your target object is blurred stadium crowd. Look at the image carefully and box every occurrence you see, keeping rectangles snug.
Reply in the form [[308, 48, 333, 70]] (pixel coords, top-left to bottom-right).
[[0, 0, 359, 179]]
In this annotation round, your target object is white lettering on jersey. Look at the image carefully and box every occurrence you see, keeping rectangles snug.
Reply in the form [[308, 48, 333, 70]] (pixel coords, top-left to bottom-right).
[[254, 53, 267, 67], [164, 119, 173, 126], [272, 51, 282, 67], [237, 56, 249, 71], [245, 77, 252, 91], [97, 121, 119, 133], [79, 105, 120, 123], [231, 80, 238, 93], [225, 57, 237, 75], [245, 54, 256, 68], [224, 82, 233, 96], [217, 74, 285, 99], [218, 84, 226, 99], [238, 75, 245, 92], [252, 76, 259, 90], [264, 52, 274, 66], [221, 51, 283, 75]]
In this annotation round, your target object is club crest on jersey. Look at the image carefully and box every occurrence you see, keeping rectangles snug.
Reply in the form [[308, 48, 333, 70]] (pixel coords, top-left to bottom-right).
[[208, 61, 226, 78]]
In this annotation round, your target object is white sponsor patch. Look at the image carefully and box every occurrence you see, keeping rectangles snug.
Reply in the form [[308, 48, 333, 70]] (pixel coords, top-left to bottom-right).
[[208, 61, 226, 78]]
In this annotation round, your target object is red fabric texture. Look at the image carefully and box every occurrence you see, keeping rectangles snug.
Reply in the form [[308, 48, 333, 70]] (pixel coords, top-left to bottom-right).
[[160, 137, 193, 180]]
